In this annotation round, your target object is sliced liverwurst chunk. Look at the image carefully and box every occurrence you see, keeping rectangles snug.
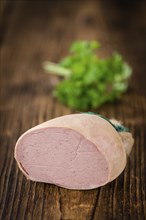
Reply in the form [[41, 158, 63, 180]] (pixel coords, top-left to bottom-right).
[[14, 113, 134, 190]]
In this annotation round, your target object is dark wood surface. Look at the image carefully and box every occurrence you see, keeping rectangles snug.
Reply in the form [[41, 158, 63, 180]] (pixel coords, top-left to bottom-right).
[[0, 1, 146, 219]]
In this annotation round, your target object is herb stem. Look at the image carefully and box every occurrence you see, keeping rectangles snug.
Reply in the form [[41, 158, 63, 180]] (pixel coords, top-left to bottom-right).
[[43, 61, 71, 78]]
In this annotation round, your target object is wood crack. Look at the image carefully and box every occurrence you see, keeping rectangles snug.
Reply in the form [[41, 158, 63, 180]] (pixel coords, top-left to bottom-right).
[[90, 189, 101, 220], [58, 187, 63, 220]]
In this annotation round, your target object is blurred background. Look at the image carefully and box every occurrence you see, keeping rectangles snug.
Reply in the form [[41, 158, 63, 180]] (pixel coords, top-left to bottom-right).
[[1, 0, 146, 94], [0, 1, 146, 220]]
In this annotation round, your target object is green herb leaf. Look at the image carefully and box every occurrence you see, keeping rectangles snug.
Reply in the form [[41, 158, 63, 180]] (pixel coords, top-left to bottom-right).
[[44, 40, 132, 111]]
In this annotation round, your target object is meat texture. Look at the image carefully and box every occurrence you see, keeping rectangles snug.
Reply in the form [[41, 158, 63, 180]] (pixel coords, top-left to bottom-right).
[[14, 113, 134, 190]]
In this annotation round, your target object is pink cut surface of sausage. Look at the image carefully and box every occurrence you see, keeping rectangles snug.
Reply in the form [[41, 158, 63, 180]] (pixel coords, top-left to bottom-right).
[[14, 114, 134, 190]]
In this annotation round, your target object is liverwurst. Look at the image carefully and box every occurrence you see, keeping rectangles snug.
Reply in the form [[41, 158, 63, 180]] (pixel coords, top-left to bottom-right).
[[14, 113, 134, 190]]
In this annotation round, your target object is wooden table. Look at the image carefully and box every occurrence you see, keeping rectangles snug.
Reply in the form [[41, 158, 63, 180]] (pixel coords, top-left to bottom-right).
[[1, 1, 146, 219]]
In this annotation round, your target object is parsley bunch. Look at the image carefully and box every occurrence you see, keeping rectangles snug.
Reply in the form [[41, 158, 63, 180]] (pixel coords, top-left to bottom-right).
[[43, 41, 132, 110]]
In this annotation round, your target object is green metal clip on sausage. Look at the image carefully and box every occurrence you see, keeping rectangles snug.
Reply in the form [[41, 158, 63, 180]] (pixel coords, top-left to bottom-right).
[[86, 112, 129, 132]]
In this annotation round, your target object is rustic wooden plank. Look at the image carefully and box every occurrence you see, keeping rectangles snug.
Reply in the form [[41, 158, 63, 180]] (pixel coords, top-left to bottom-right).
[[0, 1, 146, 220]]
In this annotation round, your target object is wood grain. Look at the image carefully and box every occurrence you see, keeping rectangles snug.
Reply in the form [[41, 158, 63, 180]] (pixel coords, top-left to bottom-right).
[[0, 1, 146, 219]]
